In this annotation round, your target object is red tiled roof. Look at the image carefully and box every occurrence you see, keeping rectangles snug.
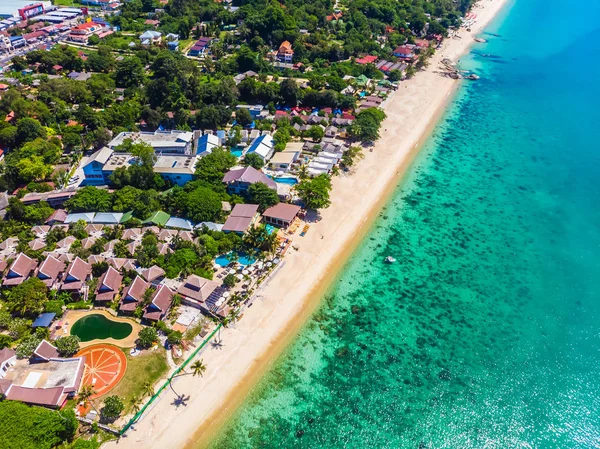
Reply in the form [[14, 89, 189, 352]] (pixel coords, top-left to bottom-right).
[[120, 276, 149, 311], [263, 203, 301, 223], [143, 285, 174, 321], [177, 274, 220, 304], [141, 265, 165, 283], [33, 340, 59, 361]]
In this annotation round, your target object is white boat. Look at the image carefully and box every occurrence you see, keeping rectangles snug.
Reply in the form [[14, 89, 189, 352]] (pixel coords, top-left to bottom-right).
[[385, 256, 396, 263]]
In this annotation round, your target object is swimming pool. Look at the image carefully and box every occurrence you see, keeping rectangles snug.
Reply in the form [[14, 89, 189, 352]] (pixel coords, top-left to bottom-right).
[[215, 252, 256, 267], [70, 314, 133, 342], [265, 224, 277, 234], [230, 148, 243, 158], [274, 177, 298, 185]]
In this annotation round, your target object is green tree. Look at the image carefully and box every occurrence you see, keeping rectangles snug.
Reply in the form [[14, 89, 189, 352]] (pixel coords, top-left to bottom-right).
[[195, 147, 237, 185], [235, 107, 253, 128], [54, 335, 81, 356], [349, 108, 387, 142], [190, 359, 207, 377], [295, 174, 332, 210], [115, 57, 145, 88], [101, 395, 124, 422], [242, 152, 264, 169], [66, 186, 112, 212], [5, 277, 48, 317], [248, 182, 279, 212], [137, 327, 158, 349], [306, 125, 324, 142], [16, 335, 42, 359], [280, 78, 300, 105]]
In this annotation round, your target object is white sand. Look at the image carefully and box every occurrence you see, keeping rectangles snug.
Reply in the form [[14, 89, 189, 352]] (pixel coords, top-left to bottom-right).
[[104, 1, 510, 447]]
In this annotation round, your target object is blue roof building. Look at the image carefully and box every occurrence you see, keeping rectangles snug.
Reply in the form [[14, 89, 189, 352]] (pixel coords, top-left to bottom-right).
[[32, 313, 56, 328]]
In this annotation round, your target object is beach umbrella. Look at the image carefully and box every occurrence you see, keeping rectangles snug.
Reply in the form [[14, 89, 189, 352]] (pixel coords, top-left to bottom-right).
[[273, 258, 281, 264], [236, 274, 244, 280], [242, 269, 249, 275], [223, 291, 230, 298], [228, 268, 236, 275]]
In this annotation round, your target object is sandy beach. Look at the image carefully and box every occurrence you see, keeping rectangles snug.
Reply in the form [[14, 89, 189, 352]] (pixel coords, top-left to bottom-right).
[[104, 1, 510, 447]]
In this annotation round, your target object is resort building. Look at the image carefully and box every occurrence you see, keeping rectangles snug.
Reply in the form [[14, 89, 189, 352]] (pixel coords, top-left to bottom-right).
[[393, 45, 414, 59], [36, 255, 65, 288], [246, 134, 275, 161], [2, 253, 37, 287], [139, 30, 162, 46], [269, 150, 301, 172], [45, 209, 67, 225], [276, 41, 294, 63], [262, 203, 301, 228], [69, 22, 111, 44], [82, 147, 114, 185], [141, 265, 165, 286], [108, 130, 194, 154], [188, 37, 211, 56], [120, 276, 150, 314], [0, 340, 85, 409], [177, 274, 221, 309], [60, 257, 92, 297], [152, 154, 198, 186], [222, 166, 277, 195], [95, 266, 123, 303], [196, 133, 220, 157], [222, 204, 260, 234], [143, 285, 174, 322]]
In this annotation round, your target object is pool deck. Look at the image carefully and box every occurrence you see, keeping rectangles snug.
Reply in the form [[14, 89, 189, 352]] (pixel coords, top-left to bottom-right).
[[64, 309, 142, 348]]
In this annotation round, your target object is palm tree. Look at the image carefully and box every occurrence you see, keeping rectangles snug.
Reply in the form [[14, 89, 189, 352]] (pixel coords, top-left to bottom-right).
[[297, 165, 309, 180], [190, 360, 207, 378], [77, 384, 98, 413], [142, 381, 154, 398], [130, 395, 141, 414]]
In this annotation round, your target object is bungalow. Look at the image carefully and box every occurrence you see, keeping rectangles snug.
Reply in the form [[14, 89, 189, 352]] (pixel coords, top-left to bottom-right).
[[139, 30, 162, 46], [45, 209, 67, 225], [393, 45, 414, 59], [141, 265, 165, 286], [28, 238, 46, 251], [143, 285, 174, 322], [222, 204, 260, 234], [119, 276, 149, 314], [355, 55, 378, 65], [176, 274, 221, 308], [93, 212, 124, 225], [269, 150, 301, 172], [36, 255, 65, 288], [324, 125, 338, 138], [222, 166, 277, 195], [262, 203, 301, 228], [246, 134, 275, 161], [277, 40, 294, 63], [95, 266, 122, 303], [60, 257, 92, 296], [188, 37, 211, 56], [153, 154, 198, 186], [0, 348, 16, 379], [165, 217, 194, 231], [196, 133, 220, 157], [2, 253, 37, 287]]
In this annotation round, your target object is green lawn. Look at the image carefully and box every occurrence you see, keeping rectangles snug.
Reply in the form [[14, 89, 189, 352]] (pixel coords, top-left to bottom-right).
[[52, 0, 84, 6], [97, 349, 169, 414]]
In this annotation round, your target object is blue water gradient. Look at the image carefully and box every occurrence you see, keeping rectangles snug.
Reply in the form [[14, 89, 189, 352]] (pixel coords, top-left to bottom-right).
[[207, 0, 600, 447]]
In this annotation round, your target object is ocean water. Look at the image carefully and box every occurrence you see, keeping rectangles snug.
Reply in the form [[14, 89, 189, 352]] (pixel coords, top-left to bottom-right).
[[207, 0, 600, 447]]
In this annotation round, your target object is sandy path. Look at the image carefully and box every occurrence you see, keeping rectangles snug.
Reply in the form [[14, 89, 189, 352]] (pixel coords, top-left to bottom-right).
[[105, 1, 510, 447]]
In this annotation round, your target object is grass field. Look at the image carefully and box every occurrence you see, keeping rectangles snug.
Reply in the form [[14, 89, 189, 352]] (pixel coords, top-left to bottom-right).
[[96, 348, 169, 415]]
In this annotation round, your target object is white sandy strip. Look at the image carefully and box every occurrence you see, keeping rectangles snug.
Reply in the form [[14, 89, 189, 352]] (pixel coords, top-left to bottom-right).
[[104, 1, 511, 447]]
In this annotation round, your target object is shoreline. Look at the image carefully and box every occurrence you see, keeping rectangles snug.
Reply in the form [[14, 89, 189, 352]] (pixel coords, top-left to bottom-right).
[[104, 1, 510, 447]]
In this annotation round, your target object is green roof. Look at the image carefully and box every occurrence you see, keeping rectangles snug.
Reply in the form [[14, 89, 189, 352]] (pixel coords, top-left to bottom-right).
[[355, 74, 370, 86], [142, 210, 170, 226], [120, 211, 133, 223]]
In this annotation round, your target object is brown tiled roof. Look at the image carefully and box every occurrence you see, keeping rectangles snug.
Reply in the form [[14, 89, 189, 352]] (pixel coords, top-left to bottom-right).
[[104, 240, 118, 252], [37, 255, 65, 287], [96, 266, 122, 302], [87, 255, 105, 265], [85, 224, 104, 234], [141, 265, 165, 283], [45, 209, 67, 224], [222, 166, 277, 189], [177, 230, 194, 242], [0, 237, 18, 250], [157, 243, 171, 255], [142, 226, 160, 235], [122, 228, 142, 240], [56, 236, 77, 248], [32, 225, 51, 236], [177, 274, 220, 304], [262, 203, 301, 222], [0, 348, 15, 364], [0, 378, 12, 395], [6, 385, 67, 408], [33, 340, 59, 361], [158, 229, 178, 241], [28, 238, 46, 251], [64, 257, 91, 282], [143, 285, 174, 321], [120, 276, 149, 311], [4, 253, 37, 284], [222, 204, 259, 233], [80, 237, 96, 249]]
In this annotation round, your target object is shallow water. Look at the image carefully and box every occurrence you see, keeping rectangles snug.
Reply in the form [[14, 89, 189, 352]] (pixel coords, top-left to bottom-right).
[[207, 0, 600, 447]]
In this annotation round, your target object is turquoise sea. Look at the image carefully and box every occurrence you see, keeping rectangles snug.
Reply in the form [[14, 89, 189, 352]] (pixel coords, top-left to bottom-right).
[[208, 0, 600, 447]]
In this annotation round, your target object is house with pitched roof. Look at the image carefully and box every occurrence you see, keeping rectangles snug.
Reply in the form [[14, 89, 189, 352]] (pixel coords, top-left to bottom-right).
[[143, 285, 174, 322], [222, 166, 277, 195], [36, 255, 65, 288], [222, 204, 260, 234], [245, 134, 275, 161], [141, 265, 166, 286], [276, 40, 294, 63], [177, 274, 221, 308], [60, 257, 92, 297], [95, 266, 123, 303], [119, 276, 149, 314], [82, 147, 112, 185], [2, 253, 37, 287]]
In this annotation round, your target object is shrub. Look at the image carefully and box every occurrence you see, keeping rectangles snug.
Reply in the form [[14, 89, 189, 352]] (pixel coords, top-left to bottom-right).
[[137, 327, 158, 349]]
